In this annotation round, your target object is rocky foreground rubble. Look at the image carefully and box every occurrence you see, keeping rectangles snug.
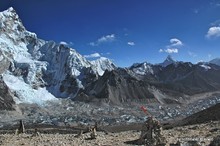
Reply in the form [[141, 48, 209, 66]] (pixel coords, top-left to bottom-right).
[[0, 120, 219, 146]]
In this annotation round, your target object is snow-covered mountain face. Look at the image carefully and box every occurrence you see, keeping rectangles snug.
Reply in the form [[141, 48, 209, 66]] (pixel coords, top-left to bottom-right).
[[0, 7, 117, 105], [209, 58, 220, 66], [90, 57, 116, 76]]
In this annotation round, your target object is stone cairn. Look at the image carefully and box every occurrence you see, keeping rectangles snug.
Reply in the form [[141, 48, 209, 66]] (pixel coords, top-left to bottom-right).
[[15, 120, 25, 135], [138, 116, 166, 146]]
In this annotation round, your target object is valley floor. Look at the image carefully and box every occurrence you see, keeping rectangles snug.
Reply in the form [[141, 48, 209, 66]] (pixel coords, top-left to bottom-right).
[[0, 121, 219, 146]]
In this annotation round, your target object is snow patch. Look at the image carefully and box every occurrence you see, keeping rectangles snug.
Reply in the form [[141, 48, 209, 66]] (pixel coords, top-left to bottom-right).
[[200, 64, 211, 70]]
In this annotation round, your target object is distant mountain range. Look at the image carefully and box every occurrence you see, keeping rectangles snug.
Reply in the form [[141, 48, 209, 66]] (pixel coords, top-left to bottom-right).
[[1, 7, 220, 109]]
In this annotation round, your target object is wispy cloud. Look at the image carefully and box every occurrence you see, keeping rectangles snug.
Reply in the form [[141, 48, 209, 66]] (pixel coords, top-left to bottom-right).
[[169, 38, 183, 47], [164, 48, 178, 54], [210, 1, 220, 7], [89, 34, 116, 46], [208, 54, 212, 58], [127, 41, 135, 46], [188, 51, 197, 57], [84, 53, 101, 58], [206, 26, 220, 38], [159, 38, 183, 54], [159, 49, 164, 53], [211, 19, 220, 26], [60, 41, 74, 46], [60, 41, 68, 45]]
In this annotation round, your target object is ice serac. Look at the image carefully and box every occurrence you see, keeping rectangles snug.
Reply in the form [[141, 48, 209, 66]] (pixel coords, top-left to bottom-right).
[[90, 57, 117, 76], [159, 55, 176, 67]]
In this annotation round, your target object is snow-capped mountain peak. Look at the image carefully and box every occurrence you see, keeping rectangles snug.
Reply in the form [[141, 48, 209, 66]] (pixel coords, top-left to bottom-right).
[[90, 57, 116, 76], [160, 55, 176, 67]]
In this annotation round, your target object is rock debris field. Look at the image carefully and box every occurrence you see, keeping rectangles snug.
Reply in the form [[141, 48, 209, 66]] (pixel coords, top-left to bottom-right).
[[0, 121, 220, 146]]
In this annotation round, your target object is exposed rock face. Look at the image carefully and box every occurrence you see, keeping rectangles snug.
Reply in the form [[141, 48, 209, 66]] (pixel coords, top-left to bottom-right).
[[77, 61, 220, 104], [155, 63, 220, 95], [0, 51, 10, 74], [0, 50, 15, 110], [78, 68, 156, 104], [0, 75, 15, 110]]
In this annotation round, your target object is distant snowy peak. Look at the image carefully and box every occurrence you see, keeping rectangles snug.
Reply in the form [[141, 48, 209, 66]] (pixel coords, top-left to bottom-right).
[[160, 55, 176, 67], [130, 62, 154, 75], [90, 57, 116, 76], [209, 58, 220, 66], [0, 7, 39, 62]]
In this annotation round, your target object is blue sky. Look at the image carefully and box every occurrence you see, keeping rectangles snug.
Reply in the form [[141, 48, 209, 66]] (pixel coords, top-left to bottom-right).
[[1, 0, 220, 67]]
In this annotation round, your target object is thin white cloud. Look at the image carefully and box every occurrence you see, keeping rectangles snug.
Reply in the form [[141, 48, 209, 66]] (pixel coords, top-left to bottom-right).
[[90, 34, 116, 46], [188, 51, 197, 57], [98, 34, 115, 43], [60, 41, 74, 46], [84, 53, 101, 58], [164, 48, 178, 54], [211, 19, 220, 26], [169, 38, 183, 47], [196, 60, 204, 64], [89, 42, 96, 46], [208, 54, 212, 58], [206, 26, 220, 38], [127, 41, 135, 46], [159, 49, 164, 53]]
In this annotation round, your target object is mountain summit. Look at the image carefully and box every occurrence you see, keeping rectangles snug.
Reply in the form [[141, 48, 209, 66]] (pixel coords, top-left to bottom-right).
[[160, 55, 176, 67]]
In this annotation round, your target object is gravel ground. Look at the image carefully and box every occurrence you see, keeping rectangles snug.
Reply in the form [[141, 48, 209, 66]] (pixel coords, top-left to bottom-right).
[[0, 121, 219, 146]]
